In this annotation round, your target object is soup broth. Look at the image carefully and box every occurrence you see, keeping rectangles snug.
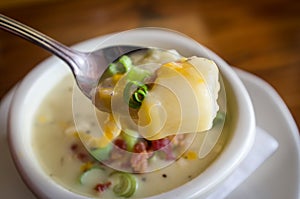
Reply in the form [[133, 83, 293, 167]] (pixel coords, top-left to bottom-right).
[[32, 75, 231, 198], [32, 49, 232, 198]]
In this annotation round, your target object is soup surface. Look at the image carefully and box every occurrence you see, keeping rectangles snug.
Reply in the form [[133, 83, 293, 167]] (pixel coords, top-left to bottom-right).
[[32, 50, 230, 198]]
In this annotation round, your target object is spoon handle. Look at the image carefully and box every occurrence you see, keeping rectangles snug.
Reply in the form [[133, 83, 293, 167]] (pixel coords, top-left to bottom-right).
[[0, 14, 82, 73]]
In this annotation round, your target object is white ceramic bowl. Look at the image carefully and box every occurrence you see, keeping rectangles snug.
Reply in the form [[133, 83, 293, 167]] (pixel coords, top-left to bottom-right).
[[8, 28, 255, 199]]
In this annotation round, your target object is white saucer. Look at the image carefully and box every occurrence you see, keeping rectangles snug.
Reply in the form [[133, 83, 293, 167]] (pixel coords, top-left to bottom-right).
[[0, 68, 299, 199], [228, 68, 300, 199]]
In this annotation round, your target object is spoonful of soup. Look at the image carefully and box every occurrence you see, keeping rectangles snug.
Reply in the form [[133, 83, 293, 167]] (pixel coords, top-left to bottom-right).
[[73, 47, 225, 172]]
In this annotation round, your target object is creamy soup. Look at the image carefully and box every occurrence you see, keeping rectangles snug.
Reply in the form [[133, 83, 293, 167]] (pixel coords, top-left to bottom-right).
[[32, 50, 231, 198]]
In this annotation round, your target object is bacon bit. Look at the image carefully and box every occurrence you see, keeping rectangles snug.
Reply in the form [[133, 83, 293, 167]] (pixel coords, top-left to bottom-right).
[[70, 141, 94, 163], [77, 152, 90, 162], [151, 138, 170, 151], [161, 144, 175, 160], [130, 151, 151, 173], [70, 143, 78, 151], [114, 139, 127, 150], [133, 141, 148, 153], [169, 134, 186, 147], [110, 147, 126, 160], [109, 147, 132, 169], [94, 182, 112, 193]]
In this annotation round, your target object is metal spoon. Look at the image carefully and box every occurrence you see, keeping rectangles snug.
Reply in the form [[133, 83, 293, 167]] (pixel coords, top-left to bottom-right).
[[0, 14, 142, 100]]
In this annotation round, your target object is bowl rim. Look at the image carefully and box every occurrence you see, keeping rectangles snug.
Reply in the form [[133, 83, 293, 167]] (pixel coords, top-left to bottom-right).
[[8, 27, 255, 199]]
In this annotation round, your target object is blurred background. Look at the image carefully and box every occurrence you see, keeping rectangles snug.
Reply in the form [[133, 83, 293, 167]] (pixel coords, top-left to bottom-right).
[[0, 0, 299, 129]]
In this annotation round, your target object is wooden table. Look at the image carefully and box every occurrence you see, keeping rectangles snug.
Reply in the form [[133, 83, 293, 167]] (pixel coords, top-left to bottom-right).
[[1, 0, 299, 130]]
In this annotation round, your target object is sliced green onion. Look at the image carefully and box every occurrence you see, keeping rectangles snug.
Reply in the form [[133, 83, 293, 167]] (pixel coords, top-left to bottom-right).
[[110, 172, 137, 198], [108, 63, 126, 75], [123, 81, 148, 109], [90, 143, 113, 161], [134, 92, 142, 103], [79, 167, 106, 186], [119, 55, 133, 71], [107, 55, 133, 76], [126, 66, 151, 82], [134, 88, 147, 103], [213, 111, 226, 126], [121, 130, 139, 152]]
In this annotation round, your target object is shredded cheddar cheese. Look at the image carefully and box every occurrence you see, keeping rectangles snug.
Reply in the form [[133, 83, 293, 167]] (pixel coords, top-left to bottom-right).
[[80, 162, 93, 172], [184, 150, 197, 160]]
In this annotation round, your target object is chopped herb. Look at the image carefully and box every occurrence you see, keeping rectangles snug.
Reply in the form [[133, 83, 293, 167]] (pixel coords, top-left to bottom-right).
[[119, 55, 133, 71], [123, 81, 148, 109]]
